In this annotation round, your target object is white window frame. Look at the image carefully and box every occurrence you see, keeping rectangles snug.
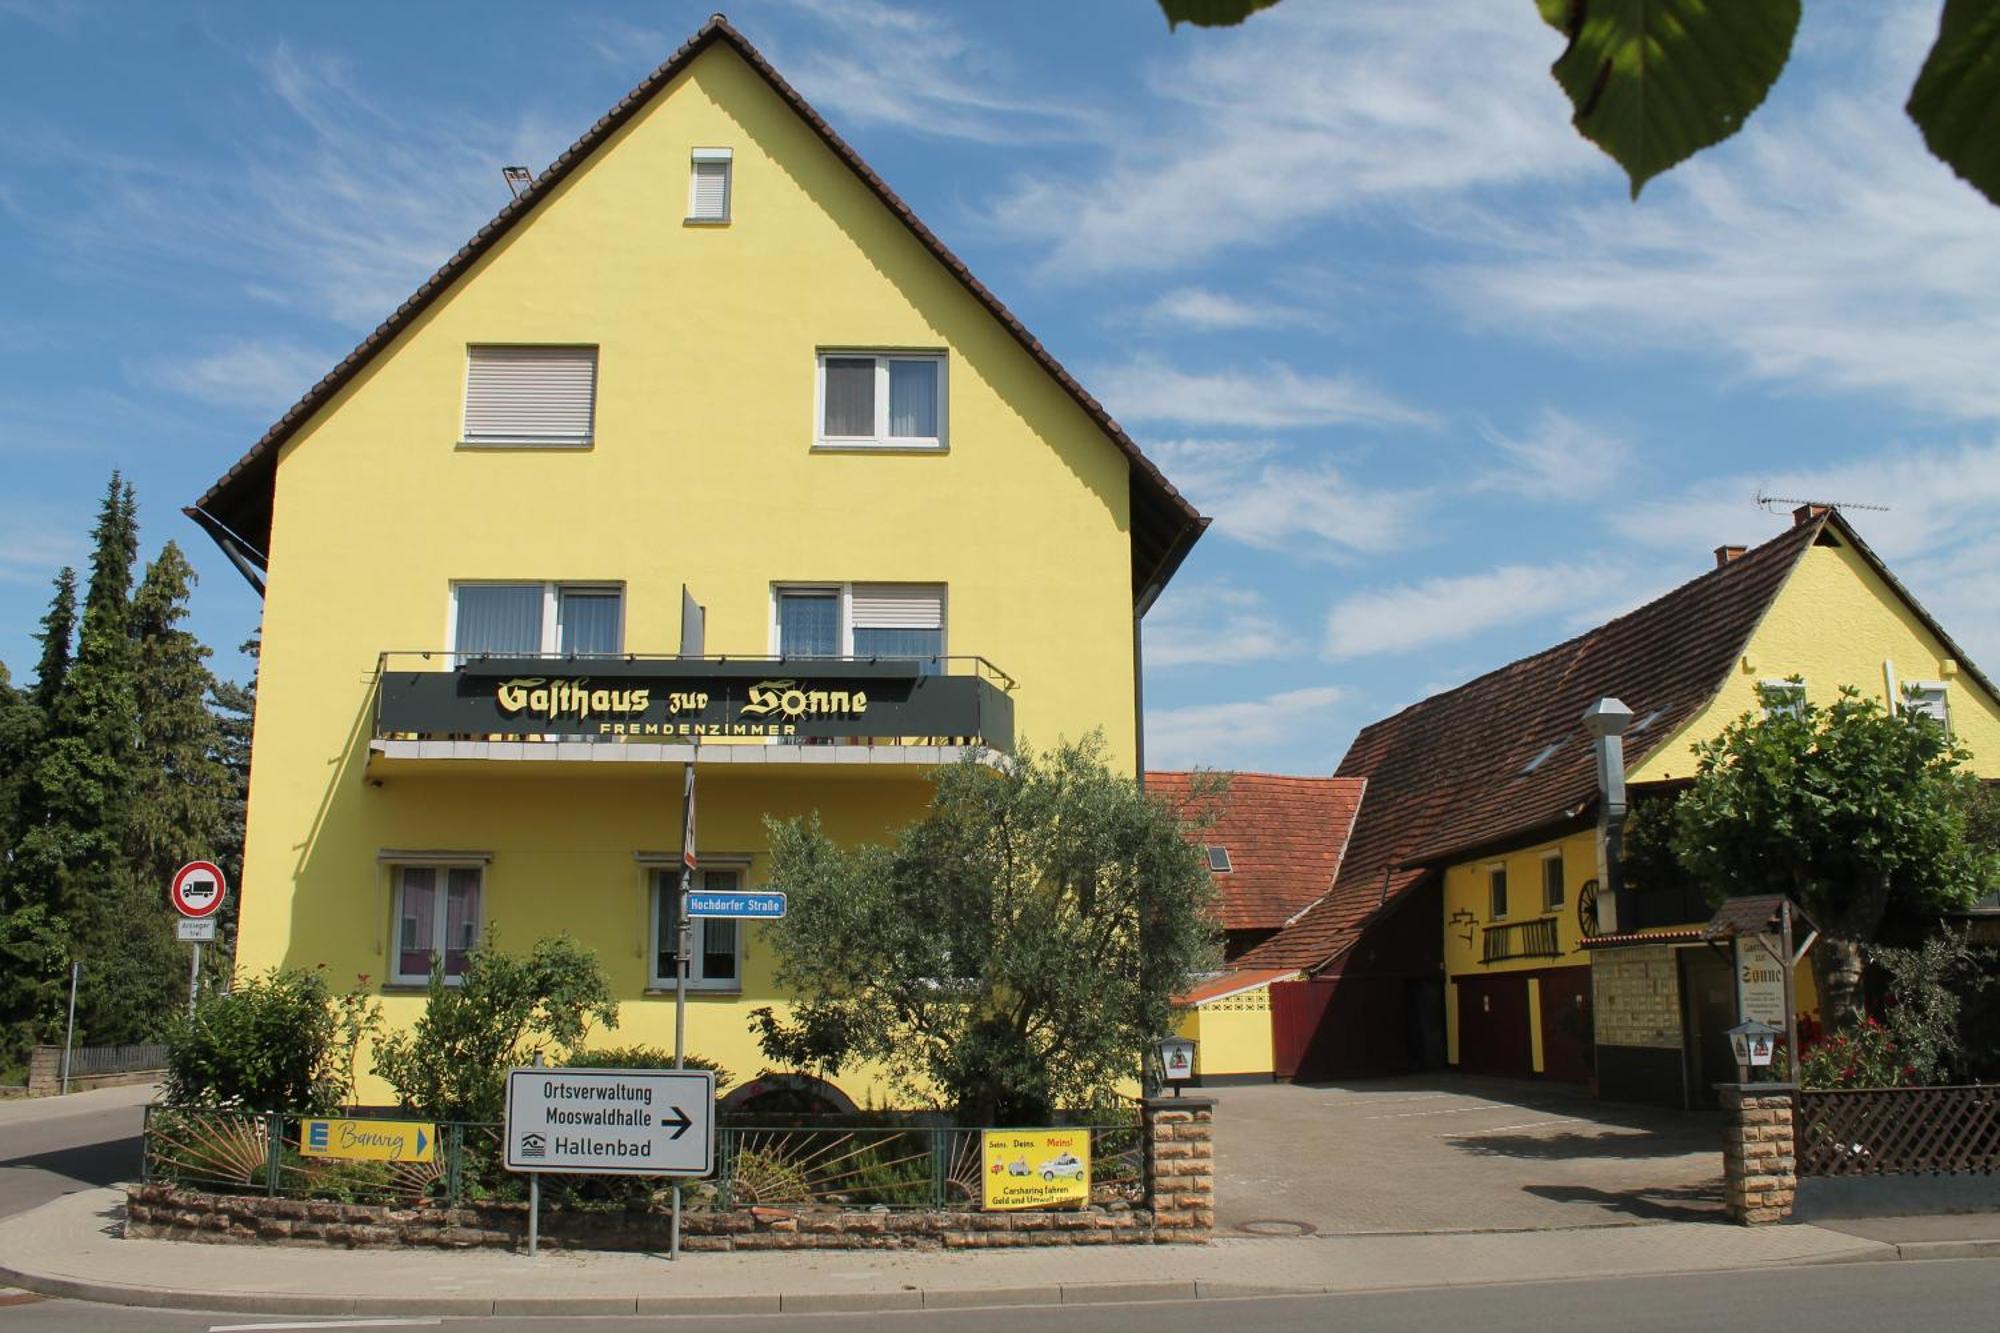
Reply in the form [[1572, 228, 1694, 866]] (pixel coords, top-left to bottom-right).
[[769, 583, 947, 661], [460, 344, 598, 448], [447, 581, 625, 657], [388, 859, 485, 987], [1541, 850, 1565, 912], [647, 860, 751, 991], [688, 147, 732, 224], [1759, 678, 1807, 719], [1487, 863, 1509, 921], [1904, 681, 1951, 735], [813, 351, 947, 451]]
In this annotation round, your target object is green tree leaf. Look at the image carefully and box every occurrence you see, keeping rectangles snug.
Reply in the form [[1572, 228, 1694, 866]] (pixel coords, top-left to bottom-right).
[[1545, 0, 1801, 198], [1156, 0, 1281, 30], [1907, 0, 2000, 207]]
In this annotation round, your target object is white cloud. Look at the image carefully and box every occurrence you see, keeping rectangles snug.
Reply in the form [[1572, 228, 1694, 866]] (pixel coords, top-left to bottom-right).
[[1132, 287, 1324, 334], [1096, 357, 1437, 432], [0, 505, 83, 590], [1325, 560, 1630, 660], [1144, 581, 1298, 669], [1473, 408, 1631, 502], [136, 338, 335, 413], [1441, 8, 2000, 422], [1145, 685, 1345, 770], [991, 1, 1589, 278], [1148, 439, 1430, 560]]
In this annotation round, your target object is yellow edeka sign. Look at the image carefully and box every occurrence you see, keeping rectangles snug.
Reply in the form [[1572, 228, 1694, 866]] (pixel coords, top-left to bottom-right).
[[980, 1129, 1090, 1211], [300, 1118, 436, 1163]]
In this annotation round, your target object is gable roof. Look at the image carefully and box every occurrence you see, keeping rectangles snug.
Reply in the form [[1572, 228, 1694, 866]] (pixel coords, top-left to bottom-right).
[[1237, 512, 1828, 973], [184, 16, 1205, 605], [1147, 771, 1365, 933]]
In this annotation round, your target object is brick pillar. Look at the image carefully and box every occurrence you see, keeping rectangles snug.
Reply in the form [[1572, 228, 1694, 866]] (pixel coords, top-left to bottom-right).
[[1720, 1083, 1797, 1224], [26, 1046, 62, 1097], [1142, 1095, 1214, 1243]]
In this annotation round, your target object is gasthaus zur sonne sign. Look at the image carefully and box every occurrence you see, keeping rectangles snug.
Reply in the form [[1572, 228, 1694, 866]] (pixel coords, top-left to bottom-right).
[[504, 1067, 715, 1177]]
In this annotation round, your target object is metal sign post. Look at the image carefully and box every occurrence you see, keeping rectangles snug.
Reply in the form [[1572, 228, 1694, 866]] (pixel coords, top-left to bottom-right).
[[60, 963, 79, 1095], [672, 740, 698, 1262]]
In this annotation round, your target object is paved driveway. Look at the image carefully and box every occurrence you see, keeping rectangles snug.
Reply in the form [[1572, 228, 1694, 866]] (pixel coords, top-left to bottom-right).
[[1210, 1075, 1723, 1237]]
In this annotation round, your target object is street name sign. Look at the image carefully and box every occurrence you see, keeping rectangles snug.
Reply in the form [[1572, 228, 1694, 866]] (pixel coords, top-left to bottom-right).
[[176, 918, 217, 942], [505, 1067, 714, 1176], [686, 890, 787, 919], [169, 861, 228, 919]]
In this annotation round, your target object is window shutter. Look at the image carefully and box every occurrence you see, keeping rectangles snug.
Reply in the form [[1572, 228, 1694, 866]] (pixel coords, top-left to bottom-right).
[[464, 345, 597, 444], [690, 157, 731, 220], [851, 586, 944, 629]]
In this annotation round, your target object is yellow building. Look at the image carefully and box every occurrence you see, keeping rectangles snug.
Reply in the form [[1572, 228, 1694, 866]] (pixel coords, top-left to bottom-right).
[[184, 18, 1204, 1108], [1240, 508, 2000, 1105]]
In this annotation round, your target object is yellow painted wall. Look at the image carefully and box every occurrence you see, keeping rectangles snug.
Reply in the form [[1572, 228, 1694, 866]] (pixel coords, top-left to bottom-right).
[[1441, 830, 1598, 985], [1174, 987, 1277, 1077], [235, 43, 1148, 1106], [1631, 537, 2000, 784]]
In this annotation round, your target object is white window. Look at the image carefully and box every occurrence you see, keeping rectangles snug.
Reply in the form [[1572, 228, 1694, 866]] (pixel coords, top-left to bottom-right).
[[773, 584, 945, 672], [1904, 681, 1951, 734], [815, 353, 945, 449], [688, 147, 732, 222], [462, 345, 597, 446], [1759, 679, 1807, 720], [451, 582, 623, 657], [650, 867, 746, 990], [1541, 851, 1565, 911], [392, 863, 482, 985], [1488, 864, 1508, 920]]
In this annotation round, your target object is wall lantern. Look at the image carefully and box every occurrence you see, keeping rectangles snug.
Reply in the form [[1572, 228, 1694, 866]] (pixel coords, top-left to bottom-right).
[[1155, 1035, 1198, 1095], [1726, 1019, 1782, 1082]]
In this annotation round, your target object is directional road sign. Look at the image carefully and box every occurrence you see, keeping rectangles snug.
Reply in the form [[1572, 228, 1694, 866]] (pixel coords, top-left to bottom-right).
[[686, 890, 787, 919], [169, 861, 228, 919], [301, 1117, 436, 1163], [504, 1067, 715, 1177]]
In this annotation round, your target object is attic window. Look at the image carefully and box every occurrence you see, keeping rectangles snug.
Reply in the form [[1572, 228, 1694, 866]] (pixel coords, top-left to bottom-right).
[[1520, 741, 1562, 774], [688, 148, 732, 223], [1205, 845, 1233, 873]]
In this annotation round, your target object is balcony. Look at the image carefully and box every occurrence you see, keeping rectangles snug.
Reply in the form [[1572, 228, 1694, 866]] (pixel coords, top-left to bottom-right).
[[367, 651, 1014, 777], [1480, 917, 1560, 965]]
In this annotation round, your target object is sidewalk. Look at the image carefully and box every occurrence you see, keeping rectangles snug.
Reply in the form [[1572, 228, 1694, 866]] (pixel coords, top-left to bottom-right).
[[2, 1187, 1990, 1317]]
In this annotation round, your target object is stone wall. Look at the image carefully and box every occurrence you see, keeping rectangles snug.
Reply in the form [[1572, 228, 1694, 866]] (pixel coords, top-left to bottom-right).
[[25, 1046, 162, 1097], [1720, 1083, 1798, 1224], [1591, 946, 1682, 1049], [1143, 1096, 1214, 1241]]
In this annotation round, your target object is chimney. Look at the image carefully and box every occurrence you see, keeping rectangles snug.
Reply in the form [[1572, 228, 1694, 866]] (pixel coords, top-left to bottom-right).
[[1713, 545, 1747, 568], [1792, 503, 1830, 525]]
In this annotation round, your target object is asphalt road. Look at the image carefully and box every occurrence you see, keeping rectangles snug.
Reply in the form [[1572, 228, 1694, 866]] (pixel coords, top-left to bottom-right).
[[2, 1258, 1997, 1331], [0, 1084, 151, 1221]]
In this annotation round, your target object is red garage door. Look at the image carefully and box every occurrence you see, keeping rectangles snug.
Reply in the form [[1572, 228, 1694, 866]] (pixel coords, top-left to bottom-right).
[[1536, 965, 1593, 1084], [1456, 974, 1533, 1079]]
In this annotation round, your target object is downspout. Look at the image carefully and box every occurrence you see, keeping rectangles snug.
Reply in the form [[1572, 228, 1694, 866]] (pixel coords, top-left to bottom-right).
[[1581, 697, 1635, 934]]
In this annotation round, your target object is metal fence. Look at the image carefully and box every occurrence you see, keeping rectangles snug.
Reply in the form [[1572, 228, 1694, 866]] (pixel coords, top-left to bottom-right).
[[141, 1106, 1144, 1213], [1798, 1086, 2000, 1177], [66, 1043, 167, 1077]]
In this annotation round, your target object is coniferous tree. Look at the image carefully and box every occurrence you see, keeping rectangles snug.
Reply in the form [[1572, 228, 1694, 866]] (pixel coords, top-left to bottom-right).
[[209, 634, 260, 969], [31, 566, 77, 715]]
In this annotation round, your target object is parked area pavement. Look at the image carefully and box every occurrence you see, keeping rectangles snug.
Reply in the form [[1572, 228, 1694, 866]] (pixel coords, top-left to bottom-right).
[[1211, 1075, 1723, 1236], [0, 1082, 152, 1221]]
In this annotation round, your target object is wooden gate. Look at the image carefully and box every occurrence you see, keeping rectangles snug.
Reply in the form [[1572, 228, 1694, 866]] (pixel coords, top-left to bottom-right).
[[1456, 974, 1533, 1079]]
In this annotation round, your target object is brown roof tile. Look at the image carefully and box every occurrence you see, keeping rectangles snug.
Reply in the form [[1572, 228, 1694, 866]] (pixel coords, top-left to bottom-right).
[[1147, 771, 1364, 933], [184, 16, 1204, 602]]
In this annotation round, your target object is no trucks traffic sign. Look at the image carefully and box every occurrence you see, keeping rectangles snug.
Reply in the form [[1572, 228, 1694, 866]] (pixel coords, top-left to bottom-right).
[[169, 861, 228, 919]]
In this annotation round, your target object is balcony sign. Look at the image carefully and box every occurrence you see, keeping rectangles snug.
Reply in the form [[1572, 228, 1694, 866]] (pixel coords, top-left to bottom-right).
[[377, 657, 1012, 749]]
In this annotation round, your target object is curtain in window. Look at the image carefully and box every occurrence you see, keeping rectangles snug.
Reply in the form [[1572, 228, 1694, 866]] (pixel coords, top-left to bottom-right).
[[456, 585, 543, 657], [654, 871, 678, 984], [397, 868, 437, 980], [559, 590, 621, 655], [888, 359, 937, 438], [444, 868, 480, 977], [778, 594, 840, 657], [702, 870, 739, 981], [822, 358, 875, 436]]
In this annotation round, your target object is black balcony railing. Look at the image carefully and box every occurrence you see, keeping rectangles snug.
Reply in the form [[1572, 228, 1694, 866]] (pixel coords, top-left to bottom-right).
[[1481, 917, 1561, 964], [371, 652, 1015, 753]]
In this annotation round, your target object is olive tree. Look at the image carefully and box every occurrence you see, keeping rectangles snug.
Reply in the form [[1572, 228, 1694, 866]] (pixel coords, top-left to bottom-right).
[[750, 737, 1221, 1124]]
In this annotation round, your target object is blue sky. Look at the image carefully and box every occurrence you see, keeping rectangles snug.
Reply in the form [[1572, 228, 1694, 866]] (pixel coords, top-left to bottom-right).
[[2, 0, 1996, 774]]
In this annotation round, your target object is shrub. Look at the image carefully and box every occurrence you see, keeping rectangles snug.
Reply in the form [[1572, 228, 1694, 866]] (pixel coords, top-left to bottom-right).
[[1791, 1015, 1916, 1089], [373, 933, 618, 1124], [564, 1045, 734, 1093], [161, 968, 379, 1113]]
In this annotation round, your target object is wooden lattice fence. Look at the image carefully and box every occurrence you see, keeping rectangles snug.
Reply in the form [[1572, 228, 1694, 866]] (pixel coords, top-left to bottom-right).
[[1797, 1086, 2000, 1177]]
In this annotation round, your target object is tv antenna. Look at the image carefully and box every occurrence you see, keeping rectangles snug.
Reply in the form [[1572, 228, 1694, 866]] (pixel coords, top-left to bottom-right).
[[1754, 490, 1890, 514], [502, 166, 534, 200]]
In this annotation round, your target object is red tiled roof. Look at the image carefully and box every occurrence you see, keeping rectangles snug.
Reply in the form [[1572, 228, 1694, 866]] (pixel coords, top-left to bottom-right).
[[1176, 968, 1300, 1007], [1147, 771, 1365, 933], [184, 16, 1204, 604], [1237, 514, 1831, 974]]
